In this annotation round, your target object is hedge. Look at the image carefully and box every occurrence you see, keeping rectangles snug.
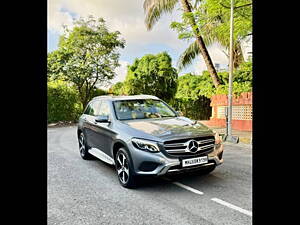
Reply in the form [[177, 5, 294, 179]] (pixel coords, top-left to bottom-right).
[[170, 96, 212, 121], [47, 80, 82, 123]]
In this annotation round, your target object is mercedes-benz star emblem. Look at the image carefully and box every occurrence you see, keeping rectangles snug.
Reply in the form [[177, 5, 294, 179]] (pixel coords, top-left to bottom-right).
[[187, 140, 199, 153]]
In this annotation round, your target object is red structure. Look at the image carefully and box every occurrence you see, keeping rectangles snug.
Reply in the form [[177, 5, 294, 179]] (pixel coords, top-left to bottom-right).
[[203, 92, 252, 131]]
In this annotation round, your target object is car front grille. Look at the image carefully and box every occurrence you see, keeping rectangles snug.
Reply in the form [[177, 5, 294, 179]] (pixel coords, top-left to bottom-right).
[[163, 136, 215, 156]]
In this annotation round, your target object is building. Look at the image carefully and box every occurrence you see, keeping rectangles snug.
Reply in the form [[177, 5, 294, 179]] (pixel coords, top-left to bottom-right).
[[240, 34, 252, 62]]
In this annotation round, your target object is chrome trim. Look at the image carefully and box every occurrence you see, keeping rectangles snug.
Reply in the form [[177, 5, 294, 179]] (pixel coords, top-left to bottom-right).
[[157, 161, 181, 176], [164, 140, 215, 154], [208, 155, 224, 166], [198, 139, 215, 144], [198, 144, 215, 150], [164, 143, 186, 148], [166, 149, 187, 153], [167, 162, 215, 173], [88, 148, 115, 165]]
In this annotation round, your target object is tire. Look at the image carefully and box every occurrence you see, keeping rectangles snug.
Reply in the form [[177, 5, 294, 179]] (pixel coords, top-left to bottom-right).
[[78, 132, 93, 160], [115, 148, 138, 188]]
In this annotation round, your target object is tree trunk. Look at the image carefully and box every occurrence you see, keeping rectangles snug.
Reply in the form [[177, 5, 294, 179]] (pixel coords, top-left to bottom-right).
[[233, 43, 244, 69], [180, 0, 221, 88]]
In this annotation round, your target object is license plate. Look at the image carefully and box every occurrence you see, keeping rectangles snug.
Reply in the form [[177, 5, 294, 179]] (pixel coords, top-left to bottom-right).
[[182, 156, 208, 167]]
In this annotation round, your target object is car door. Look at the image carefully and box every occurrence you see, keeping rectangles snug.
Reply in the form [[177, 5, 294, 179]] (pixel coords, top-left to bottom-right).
[[83, 100, 101, 148], [89, 100, 115, 157]]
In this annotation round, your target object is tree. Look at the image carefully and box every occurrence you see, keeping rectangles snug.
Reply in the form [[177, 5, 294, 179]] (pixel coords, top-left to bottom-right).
[[109, 82, 125, 95], [172, 73, 212, 119], [123, 52, 178, 102], [143, 0, 221, 88], [47, 16, 125, 108], [48, 80, 82, 123], [172, 0, 252, 70]]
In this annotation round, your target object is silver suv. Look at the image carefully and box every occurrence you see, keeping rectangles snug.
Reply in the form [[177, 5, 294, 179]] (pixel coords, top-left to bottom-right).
[[77, 95, 224, 188]]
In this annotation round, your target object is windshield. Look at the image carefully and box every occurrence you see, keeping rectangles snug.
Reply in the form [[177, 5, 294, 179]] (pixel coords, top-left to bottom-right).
[[113, 99, 177, 120]]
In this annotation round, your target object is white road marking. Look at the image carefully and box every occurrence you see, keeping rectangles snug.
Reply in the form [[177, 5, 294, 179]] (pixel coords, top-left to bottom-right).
[[163, 178, 251, 217], [172, 182, 204, 195], [211, 198, 252, 217]]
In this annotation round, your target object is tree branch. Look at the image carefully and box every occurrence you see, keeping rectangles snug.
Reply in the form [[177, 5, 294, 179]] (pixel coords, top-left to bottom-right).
[[220, 2, 252, 9], [235, 3, 252, 9]]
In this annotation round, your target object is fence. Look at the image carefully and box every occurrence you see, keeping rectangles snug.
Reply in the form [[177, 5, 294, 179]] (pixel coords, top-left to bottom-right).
[[203, 92, 252, 131]]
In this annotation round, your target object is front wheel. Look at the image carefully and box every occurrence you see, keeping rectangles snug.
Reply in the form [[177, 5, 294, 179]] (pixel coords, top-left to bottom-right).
[[115, 148, 138, 188], [78, 132, 92, 160]]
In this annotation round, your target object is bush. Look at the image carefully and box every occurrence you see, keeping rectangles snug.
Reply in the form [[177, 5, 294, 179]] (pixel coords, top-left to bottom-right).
[[170, 96, 211, 120], [48, 80, 82, 123]]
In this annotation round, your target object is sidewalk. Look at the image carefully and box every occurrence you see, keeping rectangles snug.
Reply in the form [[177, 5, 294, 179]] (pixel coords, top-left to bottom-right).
[[199, 121, 252, 145]]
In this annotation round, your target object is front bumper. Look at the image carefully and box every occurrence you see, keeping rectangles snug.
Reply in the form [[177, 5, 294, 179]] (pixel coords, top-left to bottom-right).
[[127, 141, 224, 176]]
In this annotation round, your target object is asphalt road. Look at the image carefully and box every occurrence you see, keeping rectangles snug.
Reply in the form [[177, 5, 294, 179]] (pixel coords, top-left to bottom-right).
[[48, 126, 252, 225]]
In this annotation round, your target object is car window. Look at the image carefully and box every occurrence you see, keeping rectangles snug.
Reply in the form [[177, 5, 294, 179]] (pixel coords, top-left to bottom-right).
[[98, 101, 110, 116], [83, 103, 92, 115], [84, 101, 101, 116], [113, 99, 176, 120]]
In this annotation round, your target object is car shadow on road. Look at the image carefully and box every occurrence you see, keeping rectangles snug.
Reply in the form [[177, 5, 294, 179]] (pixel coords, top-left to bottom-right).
[[136, 170, 224, 190], [91, 157, 225, 190]]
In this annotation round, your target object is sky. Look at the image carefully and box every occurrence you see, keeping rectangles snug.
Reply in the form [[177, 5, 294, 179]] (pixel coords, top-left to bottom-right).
[[47, 0, 229, 89]]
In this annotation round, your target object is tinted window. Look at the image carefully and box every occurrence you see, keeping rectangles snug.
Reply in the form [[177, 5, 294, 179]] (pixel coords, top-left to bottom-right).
[[113, 99, 176, 120]]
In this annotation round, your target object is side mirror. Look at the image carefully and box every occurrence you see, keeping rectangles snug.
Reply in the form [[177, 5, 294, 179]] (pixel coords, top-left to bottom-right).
[[176, 111, 184, 117], [95, 115, 110, 123]]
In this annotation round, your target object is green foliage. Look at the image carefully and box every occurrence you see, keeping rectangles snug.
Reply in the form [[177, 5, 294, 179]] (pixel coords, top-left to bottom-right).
[[234, 61, 252, 83], [90, 87, 108, 98], [215, 61, 252, 96], [172, 60, 252, 120], [123, 52, 178, 103], [47, 16, 125, 108], [143, 0, 178, 30], [47, 79, 107, 123], [196, 0, 252, 45], [47, 80, 82, 123], [176, 60, 252, 99], [170, 96, 212, 120], [171, 0, 252, 70], [169, 73, 211, 120], [109, 82, 125, 95]]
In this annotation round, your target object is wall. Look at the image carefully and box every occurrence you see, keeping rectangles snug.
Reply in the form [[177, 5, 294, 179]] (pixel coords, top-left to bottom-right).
[[203, 92, 252, 131]]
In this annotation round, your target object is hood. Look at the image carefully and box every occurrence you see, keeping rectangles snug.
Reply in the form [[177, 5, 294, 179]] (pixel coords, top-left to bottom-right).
[[122, 117, 213, 140]]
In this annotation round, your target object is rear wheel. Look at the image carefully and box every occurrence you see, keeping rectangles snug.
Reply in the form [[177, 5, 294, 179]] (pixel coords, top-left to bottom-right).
[[78, 132, 92, 160], [115, 148, 138, 188]]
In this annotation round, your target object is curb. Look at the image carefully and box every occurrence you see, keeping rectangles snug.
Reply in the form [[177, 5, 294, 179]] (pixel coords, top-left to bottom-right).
[[47, 121, 78, 128]]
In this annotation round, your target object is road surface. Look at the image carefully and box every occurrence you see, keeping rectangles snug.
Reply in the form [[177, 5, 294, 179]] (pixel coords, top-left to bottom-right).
[[48, 126, 252, 225]]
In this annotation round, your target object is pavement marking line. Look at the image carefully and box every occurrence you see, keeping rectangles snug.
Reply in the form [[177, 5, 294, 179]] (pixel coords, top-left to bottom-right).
[[172, 182, 204, 195], [211, 198, 252, 217]]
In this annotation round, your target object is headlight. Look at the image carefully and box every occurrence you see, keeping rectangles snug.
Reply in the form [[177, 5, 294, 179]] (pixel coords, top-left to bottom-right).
[[132, 138, 160, 152], [214, 132, 222, 145]]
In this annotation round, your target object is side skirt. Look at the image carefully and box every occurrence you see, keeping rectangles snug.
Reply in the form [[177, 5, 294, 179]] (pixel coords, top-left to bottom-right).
[[88, 148, 115, 165]]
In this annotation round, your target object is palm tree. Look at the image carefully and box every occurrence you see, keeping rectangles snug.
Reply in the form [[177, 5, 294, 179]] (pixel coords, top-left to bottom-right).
[[177, 13, 244, 71], [143, 0, 221, 88], [177, 39, 244, 72], [177, 0, 252, 72]]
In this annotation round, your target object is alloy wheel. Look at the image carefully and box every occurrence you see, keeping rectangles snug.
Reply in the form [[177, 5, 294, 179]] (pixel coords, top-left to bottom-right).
[[79, 134, 85, 157], [116, 152, 129, 184]]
